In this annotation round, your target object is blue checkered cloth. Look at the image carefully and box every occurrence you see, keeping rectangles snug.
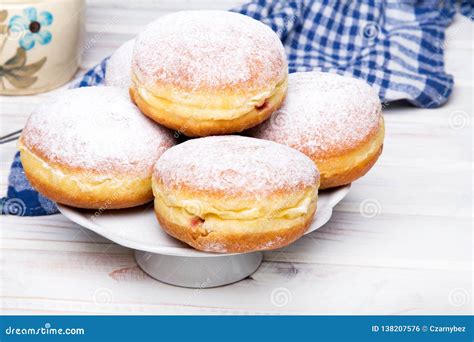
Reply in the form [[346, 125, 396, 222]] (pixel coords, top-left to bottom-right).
[[2, 0, 472, 216]]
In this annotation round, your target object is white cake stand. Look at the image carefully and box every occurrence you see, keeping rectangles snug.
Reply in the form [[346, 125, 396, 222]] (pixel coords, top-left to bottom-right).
[[58, 185, 350, 288]]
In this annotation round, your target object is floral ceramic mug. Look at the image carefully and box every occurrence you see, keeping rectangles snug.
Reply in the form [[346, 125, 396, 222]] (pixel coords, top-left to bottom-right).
[[0, 0, 85, 95]]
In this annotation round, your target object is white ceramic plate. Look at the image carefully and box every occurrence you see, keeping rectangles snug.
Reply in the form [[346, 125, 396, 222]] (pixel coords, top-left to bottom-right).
[[57, 185, 350, 258]]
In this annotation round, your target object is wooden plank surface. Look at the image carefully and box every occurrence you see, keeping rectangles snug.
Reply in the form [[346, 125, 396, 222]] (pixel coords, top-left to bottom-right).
[[0, 1, 472, 315]]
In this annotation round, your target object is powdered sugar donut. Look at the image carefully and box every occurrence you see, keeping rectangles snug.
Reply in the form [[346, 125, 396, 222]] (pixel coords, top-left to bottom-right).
[[105, 39, 135, 89], [19, 86, 175, 209], [249, 72, 385, 189], [152, 136, 319, 253], [130, 10, 288, 137]]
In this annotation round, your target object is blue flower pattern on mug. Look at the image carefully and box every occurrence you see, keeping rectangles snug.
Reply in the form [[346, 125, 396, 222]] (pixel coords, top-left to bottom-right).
[[8, 7, 53, 51]]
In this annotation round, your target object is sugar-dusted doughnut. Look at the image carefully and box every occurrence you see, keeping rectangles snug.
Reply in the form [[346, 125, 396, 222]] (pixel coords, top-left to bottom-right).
[[19, 86, 175, 209], [152, 136, 319, 253], [130, 11, 288, 137], [249, 72, 385, 189], [105, 39, 135, 89]]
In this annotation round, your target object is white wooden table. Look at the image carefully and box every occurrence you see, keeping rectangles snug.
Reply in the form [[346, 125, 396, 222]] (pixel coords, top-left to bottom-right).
[[0, 1, 472, 315]]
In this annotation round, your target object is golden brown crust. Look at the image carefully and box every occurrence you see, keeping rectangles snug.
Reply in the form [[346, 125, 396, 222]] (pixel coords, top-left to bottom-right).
[[19, 142, 153, 209], [130, 80, 287, 137], [315, 119, 385, 189], [152, 153, 319, 253], [154, 204, 316, 254], [297, 117, 381, 161], [319, 145, 383, 189]]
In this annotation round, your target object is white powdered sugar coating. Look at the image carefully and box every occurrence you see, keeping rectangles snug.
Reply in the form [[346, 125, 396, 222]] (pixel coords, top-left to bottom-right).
[[132, 10, 287, 91], [154, 136, 319, 196], [105, 39, 135, 89], [250, 72, 382, 156], [22, 87, 175, 175]]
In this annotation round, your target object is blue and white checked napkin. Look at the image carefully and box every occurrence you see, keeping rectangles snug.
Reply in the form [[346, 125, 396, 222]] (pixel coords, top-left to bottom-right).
[[2, 0, 472, 216]]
